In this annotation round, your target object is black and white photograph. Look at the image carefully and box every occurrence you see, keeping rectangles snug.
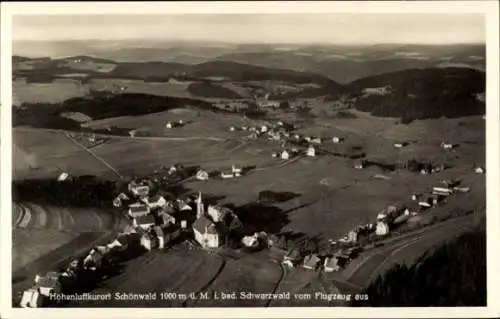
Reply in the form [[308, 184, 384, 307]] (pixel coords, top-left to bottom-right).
[[1, 1, 499, 318]]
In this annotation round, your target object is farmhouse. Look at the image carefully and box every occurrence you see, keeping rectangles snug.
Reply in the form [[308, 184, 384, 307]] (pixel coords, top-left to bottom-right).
[[306, 145, 316, 157], [133, 214, 156, 230], [332, 136, 343, 144], [302, 254, 321, 270], [221, 171, 237, 179], [208, 205, 232, 223], [258, 100, 281, 108], [347, 230, 358, 244], [128, 204, 150, 218], [157, 211, 176, 227], [311, 137, 322, 145], [231, 165, 243, 175], [375, 221, 390, 236], [432, 186, 454, 195], [33, 272, 62, 297], [138, 229, 152, 251], [113, 197, 123, 208], [129, 182, 150, 197], [441, 142, 455, 150], [323, 257, 340, 272], [57, 172, 69, 182], [20, 288, 44, 308], [146, 195, 167, 209], [196, 169, 209, 180], [83, 249, 105, 271], [242, 234, 259, 249], [192, 215, 222, 249], [283, 249, 302, 268], [281, 150, 290, 160]]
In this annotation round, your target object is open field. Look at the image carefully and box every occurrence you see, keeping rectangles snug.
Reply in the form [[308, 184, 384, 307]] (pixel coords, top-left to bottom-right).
[[13, 128, 123, 180], [13, 79, 88, 105], [12, 229, 81, 272], [76, 250, 225, 307], [12, 230, 116, 298], [13, 78, 247, 105], [190, 254, 282, 307], [13, 202, 130, 232]]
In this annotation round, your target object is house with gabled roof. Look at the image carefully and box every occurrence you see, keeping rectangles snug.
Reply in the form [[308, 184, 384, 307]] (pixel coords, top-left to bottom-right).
[[133, 214, 156, 230], [283, 249, 302, 268], [146, 195, 167, 209], [207, 205, 232, 223], [33, 272, 61, 297], [323, 257, 340, 272], [128, 203, 150, 218], [302, 254, 321, 270]]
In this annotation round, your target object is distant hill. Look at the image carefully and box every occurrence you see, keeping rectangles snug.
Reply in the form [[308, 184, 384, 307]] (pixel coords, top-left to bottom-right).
[[215, 44, 485, 83], [344, 67, 485, 122], [13, 56, 338, 87]]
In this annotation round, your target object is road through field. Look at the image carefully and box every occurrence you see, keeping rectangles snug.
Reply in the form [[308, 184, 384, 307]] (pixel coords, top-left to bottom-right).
[[63, 132, 124, 180]]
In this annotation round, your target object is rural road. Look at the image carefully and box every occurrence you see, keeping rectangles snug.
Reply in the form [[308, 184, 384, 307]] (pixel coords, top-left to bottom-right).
[[63, 131, 125, 180], [341, 213, 478, 289]]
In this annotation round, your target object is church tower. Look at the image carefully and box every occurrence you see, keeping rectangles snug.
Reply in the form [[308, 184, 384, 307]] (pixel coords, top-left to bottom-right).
[[196, 192, 204, 219]]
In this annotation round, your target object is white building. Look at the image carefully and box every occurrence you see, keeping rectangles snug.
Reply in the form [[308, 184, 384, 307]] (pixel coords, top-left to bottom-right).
[[207, 205, 232, 223], [231, 165, 243, 174], [311, 137, 322, 145], [332, 136, 342, 144], [57, 172, 69, 182], [128, 204, 150, 218], [196, 169, 209, 181], [281, 150, 290, 160], [302, 254, 321, 270], [475, 166, 485, 174], [152, 226, 165, 249], [20, 288, 44, 308], [306, 145, 316, 157], [441, 142, 454, 150], [146, 195, 167, 209], [323, 257, 340, 272], [375, 221, 390, 236]]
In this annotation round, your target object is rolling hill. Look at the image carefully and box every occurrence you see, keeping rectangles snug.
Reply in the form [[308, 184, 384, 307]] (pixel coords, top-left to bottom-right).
[[343, 67, 485, 122], [13, 56, 339, 88]]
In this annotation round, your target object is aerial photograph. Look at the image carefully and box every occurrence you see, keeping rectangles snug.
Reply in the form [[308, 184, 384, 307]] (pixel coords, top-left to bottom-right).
[[10, 13, 486, 308]]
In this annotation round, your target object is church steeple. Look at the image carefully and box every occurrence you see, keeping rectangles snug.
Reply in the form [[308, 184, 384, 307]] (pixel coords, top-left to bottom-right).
[[196, 192, 204, 218]]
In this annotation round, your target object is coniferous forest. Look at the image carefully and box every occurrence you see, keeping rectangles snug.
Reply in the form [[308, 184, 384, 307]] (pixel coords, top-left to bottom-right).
[[352, 223, 486, 307]]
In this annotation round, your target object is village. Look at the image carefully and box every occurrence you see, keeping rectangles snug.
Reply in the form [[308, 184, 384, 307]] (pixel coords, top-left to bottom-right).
[[18, 120, 485, 307]]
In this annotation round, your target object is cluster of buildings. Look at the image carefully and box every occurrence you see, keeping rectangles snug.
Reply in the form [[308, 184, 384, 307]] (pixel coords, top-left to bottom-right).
[[282, 245, 362, 273]]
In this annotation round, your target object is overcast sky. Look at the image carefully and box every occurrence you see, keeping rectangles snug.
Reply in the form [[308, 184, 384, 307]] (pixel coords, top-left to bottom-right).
[[13, 14, 485, 44]]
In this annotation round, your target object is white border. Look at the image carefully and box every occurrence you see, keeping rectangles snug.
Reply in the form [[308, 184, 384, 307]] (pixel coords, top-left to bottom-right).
[[1, 1, 499, 318]]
